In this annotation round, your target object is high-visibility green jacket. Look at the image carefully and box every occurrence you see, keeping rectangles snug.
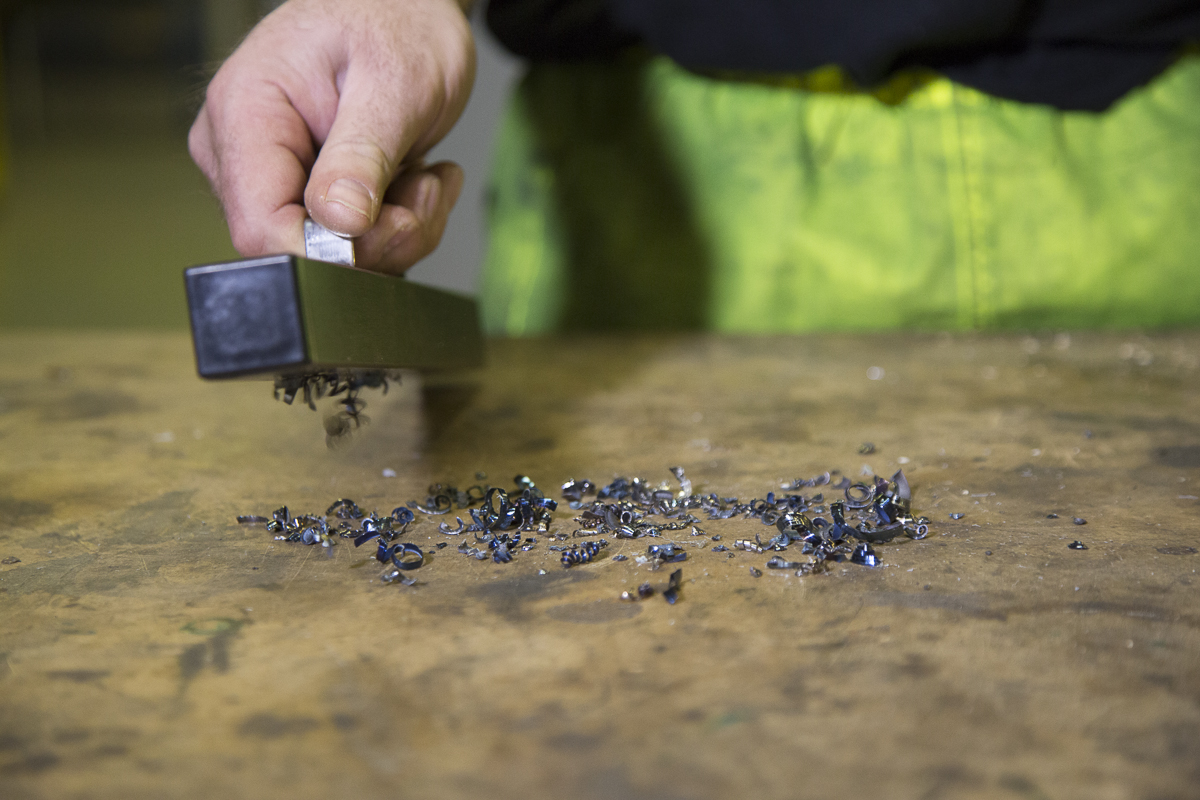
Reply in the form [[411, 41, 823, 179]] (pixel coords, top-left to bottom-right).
[[482, 54, 1200, 333]]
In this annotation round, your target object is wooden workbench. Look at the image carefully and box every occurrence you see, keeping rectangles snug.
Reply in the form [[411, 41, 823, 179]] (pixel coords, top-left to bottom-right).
[[0, 331, 1197, 799]]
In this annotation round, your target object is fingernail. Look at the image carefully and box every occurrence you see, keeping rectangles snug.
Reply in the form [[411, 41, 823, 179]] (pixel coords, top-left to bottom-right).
[[324, 178, 373, 218], [417, 175, 441, 221]]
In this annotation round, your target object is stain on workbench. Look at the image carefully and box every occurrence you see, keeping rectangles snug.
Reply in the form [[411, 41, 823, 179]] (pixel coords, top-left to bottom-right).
[[0, 750, 59, 775], [91, 743, 129, 758], [420, 381, 480, 421], [518, 436, 556, 453], [918, 763, 985, 798], [896, 653, 939, 679], [1070, 601, 1181, 623], [0, 496, 52, 528], [45, 670, 109, 683], [0, 551, 160, 596], [470, 569, 595, 622], [1095, 721, 1200, 781], [117, 490, 196, 545], [546, 601, 641, 623], [178, 618, 244, 689], [0, 735, 27, 756], [1154, 445, 1200, 468], [1089, 414, 1200, 436], [728, 400, 817, 442], [567, 766, 696, 800], [546, 731, 604, 751], [996, 773, 1052, 799], [0, 381, 27, 415], [864, 591, 1011, 621], [237, 713, 319, 739], [329, 713, 359, 731], [41, 390, 140, 422]]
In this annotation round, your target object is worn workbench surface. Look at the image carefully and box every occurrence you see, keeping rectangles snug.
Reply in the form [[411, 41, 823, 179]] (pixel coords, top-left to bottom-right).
[[0, 331, 1197, 799]]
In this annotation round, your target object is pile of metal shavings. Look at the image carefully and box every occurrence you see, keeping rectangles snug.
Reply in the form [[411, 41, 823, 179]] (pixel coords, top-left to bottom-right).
[[236, 467, 934, 598], [272, 369, 398, 446], [238, 498, 423, 584]]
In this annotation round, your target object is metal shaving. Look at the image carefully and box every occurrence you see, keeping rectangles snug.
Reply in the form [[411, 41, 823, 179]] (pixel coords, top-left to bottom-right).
[[663, 568, 683, 604]]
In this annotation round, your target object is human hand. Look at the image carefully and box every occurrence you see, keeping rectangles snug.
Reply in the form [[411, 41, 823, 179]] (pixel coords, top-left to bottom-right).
[[189, 0, 475, 273]]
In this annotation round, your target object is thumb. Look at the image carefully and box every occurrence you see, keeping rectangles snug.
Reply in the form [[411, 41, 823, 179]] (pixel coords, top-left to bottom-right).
[[304, 69, 428, 238]]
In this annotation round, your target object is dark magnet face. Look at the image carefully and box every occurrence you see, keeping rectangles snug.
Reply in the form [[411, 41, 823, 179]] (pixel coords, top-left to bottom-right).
[[185, 256, 307, 377]]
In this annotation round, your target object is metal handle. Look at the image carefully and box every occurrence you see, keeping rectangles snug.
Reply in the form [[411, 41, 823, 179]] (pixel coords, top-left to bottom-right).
[[303, 219, 355, 267]]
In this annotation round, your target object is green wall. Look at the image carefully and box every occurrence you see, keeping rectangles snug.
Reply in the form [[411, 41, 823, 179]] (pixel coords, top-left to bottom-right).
[[0, 138, 237, 328]]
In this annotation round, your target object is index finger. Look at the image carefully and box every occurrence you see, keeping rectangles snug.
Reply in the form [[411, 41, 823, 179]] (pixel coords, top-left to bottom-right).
[[192, 78, 321, 257]]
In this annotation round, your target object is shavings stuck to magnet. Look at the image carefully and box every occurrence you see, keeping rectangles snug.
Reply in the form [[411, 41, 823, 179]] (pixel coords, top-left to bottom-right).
[[323, 400, 366, 445], [273, 369, 396, 447]]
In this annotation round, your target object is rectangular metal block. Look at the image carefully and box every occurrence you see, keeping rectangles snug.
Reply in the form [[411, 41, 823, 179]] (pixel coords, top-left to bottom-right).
[[185, 255, 484, 379]]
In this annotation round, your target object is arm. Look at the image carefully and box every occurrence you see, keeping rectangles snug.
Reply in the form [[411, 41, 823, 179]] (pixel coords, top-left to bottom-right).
[[189, 0, 477, 273]]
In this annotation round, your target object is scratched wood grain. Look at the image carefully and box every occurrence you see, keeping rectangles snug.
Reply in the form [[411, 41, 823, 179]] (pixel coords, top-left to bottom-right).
[[0, 331, 1198, 800]]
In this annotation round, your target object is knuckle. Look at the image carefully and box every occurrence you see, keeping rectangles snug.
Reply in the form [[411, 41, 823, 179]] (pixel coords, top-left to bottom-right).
[[320, 136, 393, 179], [228, 222, 266, 256], [186, 121, 210, 167], [203, 71, 231, 109]]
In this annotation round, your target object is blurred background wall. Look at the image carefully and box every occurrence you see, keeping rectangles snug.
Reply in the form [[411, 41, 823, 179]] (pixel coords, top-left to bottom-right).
[[0, 0, 522, 328]]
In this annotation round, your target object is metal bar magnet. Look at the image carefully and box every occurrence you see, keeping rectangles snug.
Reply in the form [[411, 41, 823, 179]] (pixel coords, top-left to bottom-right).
[[184, 230, 484, 378]]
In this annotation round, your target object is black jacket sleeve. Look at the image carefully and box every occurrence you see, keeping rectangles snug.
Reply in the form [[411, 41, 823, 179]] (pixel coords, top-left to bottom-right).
[[487, 0, 1200, 111]]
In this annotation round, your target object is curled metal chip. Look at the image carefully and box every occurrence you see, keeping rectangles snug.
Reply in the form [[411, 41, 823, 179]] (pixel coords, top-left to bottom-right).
[[663, 569, 683, 604]]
